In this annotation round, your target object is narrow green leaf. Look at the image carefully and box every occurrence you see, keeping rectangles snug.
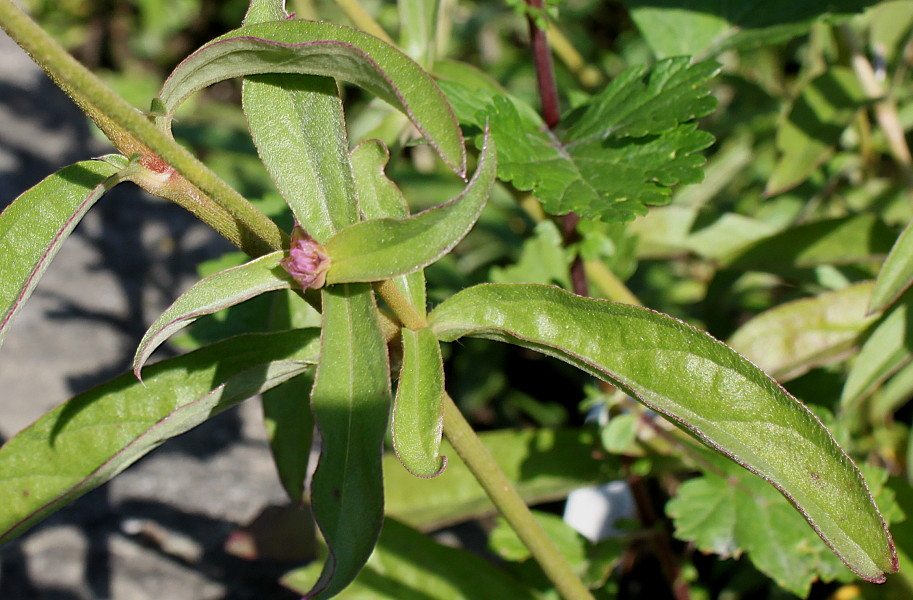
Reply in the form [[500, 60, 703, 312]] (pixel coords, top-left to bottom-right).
[[393, 328, 445, 478], [398, 0, 438, 67], [870, 219, 913, 314], [728, 282, 879, 381], [0, 330, 320, 546], [724, 214, 894, 270], [282, 518, 534, 599], [428, 283, 897, 582], [262, 373, 315, 505], [0, 160, 121, 351], [158, 19, 465, 175], [324, 130, 495, 284], [133, 251, 292, 378], [384, 428, 611, 531], [841, 294, 913, 410], [308, 284, 391, 599], [349, 139, 426, 312]]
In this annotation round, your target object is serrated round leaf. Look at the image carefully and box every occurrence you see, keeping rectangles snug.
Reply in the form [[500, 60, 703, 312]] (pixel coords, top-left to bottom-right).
[[0, 330, 320, 545], [323, 130, 495, 283], [428, 283, 897, 582], [133, 251, 292, 378], [0, 160, 120, 351], [158, 19, 465, 175]]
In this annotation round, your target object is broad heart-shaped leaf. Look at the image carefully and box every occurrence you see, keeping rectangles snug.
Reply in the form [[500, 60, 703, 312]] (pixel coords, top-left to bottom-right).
[[870, 219, 913, 314], [428, 284, 897, 582], [324, 130, 495, 284], [625, 0, 880, 59], [157, 19, 465, 176], [667, 451, 897, 597], [385, 428, 612, 530], [440, 58, 717, 223], [728, 282, 879, 382], [282, 518, 535, 599], [307, 284, 391, 600], [0, 330, 320, 546], [392, 327, 446, 478], [0, 159, 121, 351], [133, 251, 292, 378], [841, 292, 913, 411]]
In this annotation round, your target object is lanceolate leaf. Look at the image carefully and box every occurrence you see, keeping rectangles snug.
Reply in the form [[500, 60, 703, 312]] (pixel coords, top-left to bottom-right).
[[0, 330, 320, 546], [428, 283, 897, 582], [728, 282, 879, 381], [349, 140, 426, 313], [324, 130, 495, 284], [157, 19, 465, 175], [308, 284, 391, 599], [133, 251, 292, 378], [870, 219, 913, 314], [0, 159, 121, 351], [393, 327, 446, 478]]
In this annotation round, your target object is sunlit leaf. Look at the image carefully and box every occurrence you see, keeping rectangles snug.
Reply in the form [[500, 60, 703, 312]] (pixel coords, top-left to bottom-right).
[[870, 219, 913, 314], [429, 283, 897, 582]]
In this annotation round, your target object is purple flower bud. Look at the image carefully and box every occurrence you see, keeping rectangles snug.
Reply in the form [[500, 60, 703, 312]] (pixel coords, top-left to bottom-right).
[[280, 225, 330, 290]]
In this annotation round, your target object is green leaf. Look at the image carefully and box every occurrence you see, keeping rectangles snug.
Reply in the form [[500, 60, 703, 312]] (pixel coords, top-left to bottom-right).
[[728, 281, 879, 381], [307, 284, 392, 599], [392, 328, 445, 478], [323, 129, 495, 283], [157, 19, 465, 175], [724, 214, 894, 271], [428, 283, 897, 582], [282, 518, 534, 599], [262, 373, 315, 505], [385, 428, 610, 530], [0, 159, 121, 351], [490, 220, 572, 288], [0, 330, 320, 546], [841, 293, 913, 410], [133, 251, 292, 378], [667, 452, 896, 596], [398, 0, 437, 67], [625, 0, 880, 58], [442, 58, 718, 222], [870, 219, 913, 314], [767, 67, 867, 196], [349, 139, 426, 313]]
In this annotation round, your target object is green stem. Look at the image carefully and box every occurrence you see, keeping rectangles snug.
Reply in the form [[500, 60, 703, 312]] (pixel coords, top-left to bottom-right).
[[0, 0, 285, 257], [373, 279, 427, 329], [442, 395, 595, 600], [330, 0, 394, 44]]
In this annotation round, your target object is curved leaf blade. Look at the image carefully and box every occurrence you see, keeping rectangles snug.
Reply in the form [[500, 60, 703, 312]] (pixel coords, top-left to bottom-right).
[[133, 251, 292, 378], [158, 19, 465, 175], [393, 327, 446, 477], [428, 283, 897, 582], [0, 330, 320, 546], [307, 284, 391, 599], [728, 281, 878, 382], [324, 130, 495, 284], [0, 160, 121, 351], [870, 218, 913, 314]]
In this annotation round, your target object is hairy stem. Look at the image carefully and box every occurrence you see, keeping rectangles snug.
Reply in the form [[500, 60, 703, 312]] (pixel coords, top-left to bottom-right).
[[0, 0, 285, 256], [442, 394, 595, 600], [373, 279, 427, 330]]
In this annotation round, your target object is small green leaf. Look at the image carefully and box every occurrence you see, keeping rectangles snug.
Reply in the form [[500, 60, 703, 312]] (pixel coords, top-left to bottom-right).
[[728, 281, 879, 381], [393, 328, 446, 478], [133, 251, 292, 378], [870, 218, 913, 314], [0, 160, 121, 351], [0, 330, 320, 545], [841, 293, 913, 410], [157, 19, 465, 175], [323, 130, 495, 284], [282, 518, 535, 599], [307, 284, 391, 599], [385, 428, 610, 530], [724, 214, 894, 270], [428, 284, 897, 582], [349, 139, 426, 312], [489, 220, 572, 288]]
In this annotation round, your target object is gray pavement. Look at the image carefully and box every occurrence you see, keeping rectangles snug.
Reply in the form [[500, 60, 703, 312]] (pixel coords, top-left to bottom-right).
[[0, 31, 303, 600]]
